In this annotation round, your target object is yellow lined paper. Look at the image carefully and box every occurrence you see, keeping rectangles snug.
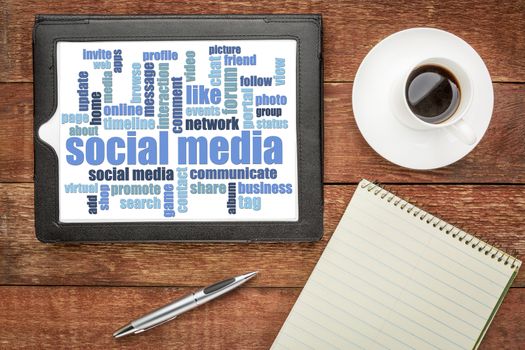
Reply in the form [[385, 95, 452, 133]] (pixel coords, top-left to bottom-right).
[[272, 180, 521, 350]]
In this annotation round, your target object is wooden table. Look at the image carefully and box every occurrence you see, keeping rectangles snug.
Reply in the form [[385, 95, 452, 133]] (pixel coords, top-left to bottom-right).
[[1, 1, 524, 348]]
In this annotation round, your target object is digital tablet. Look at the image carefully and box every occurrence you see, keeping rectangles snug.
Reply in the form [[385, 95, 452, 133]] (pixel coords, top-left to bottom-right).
[[33, 15, 323, 242]]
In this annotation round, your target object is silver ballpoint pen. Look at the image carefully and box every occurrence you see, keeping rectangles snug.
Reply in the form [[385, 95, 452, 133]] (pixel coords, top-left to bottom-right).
[[113, 271, 258, 338]]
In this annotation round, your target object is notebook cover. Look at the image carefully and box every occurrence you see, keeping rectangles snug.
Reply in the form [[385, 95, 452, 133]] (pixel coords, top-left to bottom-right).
[[33, 15, 323, 242]]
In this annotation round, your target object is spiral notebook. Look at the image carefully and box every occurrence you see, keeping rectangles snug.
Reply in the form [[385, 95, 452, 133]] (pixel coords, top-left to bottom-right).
[[272, 180, 521, 350]]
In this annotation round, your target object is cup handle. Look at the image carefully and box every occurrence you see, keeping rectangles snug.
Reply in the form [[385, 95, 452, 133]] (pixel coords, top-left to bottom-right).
[[449, 119, 477, 145]]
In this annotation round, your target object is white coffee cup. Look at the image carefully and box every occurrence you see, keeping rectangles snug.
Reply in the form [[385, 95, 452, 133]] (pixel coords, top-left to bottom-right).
[[391, 57, 477, 145]]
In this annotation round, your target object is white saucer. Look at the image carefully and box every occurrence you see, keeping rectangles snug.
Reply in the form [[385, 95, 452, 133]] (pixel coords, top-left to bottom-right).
[[352, 28, 493, 170]]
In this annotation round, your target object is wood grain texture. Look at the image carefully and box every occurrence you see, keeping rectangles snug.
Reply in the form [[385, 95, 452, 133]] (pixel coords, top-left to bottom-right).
[[0, 83, 33, 182], [0, 286, 523, 349], [1, 183, 523, 287], [2, 1, 524, 347], [1, 83, 525, 183], [1, 0, 524, 82]]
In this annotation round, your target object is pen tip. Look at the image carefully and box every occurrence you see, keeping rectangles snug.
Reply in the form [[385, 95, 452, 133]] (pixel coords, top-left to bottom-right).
[[243, 271, 258, 279], [113, 324, 135, 339]]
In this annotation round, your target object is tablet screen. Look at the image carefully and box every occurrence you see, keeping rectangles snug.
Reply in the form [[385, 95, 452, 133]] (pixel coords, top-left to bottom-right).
[[45, 40, 298, 222]]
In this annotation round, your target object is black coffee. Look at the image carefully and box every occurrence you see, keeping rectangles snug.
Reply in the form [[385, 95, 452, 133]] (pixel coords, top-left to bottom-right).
[[405, 65, 460, 124]]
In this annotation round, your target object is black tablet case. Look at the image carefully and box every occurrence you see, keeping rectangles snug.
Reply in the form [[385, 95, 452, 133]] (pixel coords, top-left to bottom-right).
[[33, 15, 323, 242]]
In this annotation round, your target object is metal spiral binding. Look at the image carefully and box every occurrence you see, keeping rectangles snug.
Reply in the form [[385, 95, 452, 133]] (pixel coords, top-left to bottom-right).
[[361, 180, 520, 269]]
